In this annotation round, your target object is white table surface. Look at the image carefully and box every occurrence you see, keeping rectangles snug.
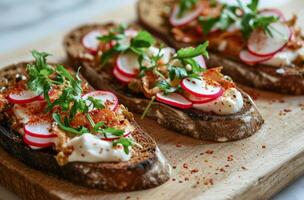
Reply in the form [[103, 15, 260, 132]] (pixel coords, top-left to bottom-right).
[[0, 0, 303, 199]]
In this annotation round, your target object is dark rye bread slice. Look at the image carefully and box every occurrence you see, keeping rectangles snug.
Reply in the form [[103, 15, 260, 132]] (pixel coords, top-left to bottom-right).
[[63, 24, 264, 141], [0, 63, 171, 191], [137, 0, 304, 95]]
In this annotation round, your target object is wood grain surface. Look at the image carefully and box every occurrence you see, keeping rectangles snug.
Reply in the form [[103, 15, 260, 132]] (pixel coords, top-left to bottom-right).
[[0, 1, 304, 200]]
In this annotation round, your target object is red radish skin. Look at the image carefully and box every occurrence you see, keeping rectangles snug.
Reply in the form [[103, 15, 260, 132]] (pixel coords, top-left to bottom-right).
[[8, 90, 42, 104], [260, 8, 286, 21], [100, 132, 131, 141], [156, 92, 192, 109], [185, 92, 223, 104], [82, 30, 108, 55], [24, 122, 57, 139], [181, 78, 224, 98], [113, 67, 134, 84], [82, 90, 118, 111], [170, 3, 203, 27], [116, 51, 140, 78], [247, 21, 291, 57], [239, 50, 273, 65], [23, 134, 53, 149]]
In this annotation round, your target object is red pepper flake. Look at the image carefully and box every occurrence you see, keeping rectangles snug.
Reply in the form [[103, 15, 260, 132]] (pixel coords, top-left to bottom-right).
[[176, 143, 182, 148], [283, 108, 292, 112], [183, 163, 189, 169], [191, 168, 199, 174], [204, 178, 214, 185], [262, 145, 266, 149], [219, 168, 226, 172], [205, 149, 214, 154], [227, 155, 233, 161]]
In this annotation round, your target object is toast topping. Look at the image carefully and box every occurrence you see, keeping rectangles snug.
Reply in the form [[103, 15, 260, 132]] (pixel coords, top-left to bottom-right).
[[95, 26, 243, 115], [3, 51, 139, 165], [167, 0, 304, 69]]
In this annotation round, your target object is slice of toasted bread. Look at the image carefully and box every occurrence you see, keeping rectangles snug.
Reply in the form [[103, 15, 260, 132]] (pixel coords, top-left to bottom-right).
[[63, 24, 264, 142], [137, 0, 304, 95], [0, 63, 171, 191]]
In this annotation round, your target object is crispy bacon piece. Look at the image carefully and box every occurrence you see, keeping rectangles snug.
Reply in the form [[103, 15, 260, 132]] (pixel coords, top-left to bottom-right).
[[203, 67, 236, 89]]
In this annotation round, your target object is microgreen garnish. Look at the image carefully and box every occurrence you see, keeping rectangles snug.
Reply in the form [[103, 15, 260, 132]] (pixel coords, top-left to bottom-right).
[[198, 0, 279, 38], [178, 0, 198, 18], [140, 96, 156, 120], [99, 26, 155, 65], [27, 50, 134, 154]]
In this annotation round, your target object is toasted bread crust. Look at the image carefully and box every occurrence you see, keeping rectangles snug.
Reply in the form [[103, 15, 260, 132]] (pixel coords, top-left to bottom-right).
[[0, 63, 171, 191], [63, 24, 264, 142], [137, 0, 304, 95]]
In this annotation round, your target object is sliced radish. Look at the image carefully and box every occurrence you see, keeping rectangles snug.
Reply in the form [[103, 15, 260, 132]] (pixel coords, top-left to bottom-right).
[[193, 55, 206, 68], [239, 50, 273, 64], [156, 92, 192, 109], [260, 8, 285, 21], [185, 92, 222, 104], [82, 90, 118, 111], [113, 66, 134, 84], [23, 134, 53, 149], [100, 131, 131, 141], [115, 51, 140, 77], [247, 21, 291, 56], [24, 122, 56, 138], [8, 90, 42, 104], [170, 3, 203, 27], [82, 30, 108, 54], [181, 77, 223, 98]]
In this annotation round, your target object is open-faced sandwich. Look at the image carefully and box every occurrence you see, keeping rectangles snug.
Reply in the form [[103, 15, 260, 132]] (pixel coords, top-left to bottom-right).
[[64, 23, 264, 142], [138, 0, 304, 95], [0, 50, 171, 191]]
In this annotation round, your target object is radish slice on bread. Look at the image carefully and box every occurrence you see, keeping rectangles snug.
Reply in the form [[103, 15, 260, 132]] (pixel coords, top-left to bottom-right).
[[247, 21, 291, 56], [82, 30, 108, 54], [170, 3, 203, 27], [113, 66, 134, 84], [24, 122, 56, 138], [8, 90, 42, 104], [156, 92, 192, 109], [23, 134, 54, 149], [82, 90, 118, 111], [116, 51, 140, 77], [181, 77, 223, 98], [185, 92, 221, 104], [239, 50, 273, 64]]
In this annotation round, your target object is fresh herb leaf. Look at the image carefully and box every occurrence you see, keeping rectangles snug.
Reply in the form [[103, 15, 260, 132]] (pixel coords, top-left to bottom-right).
[[156, 80, 179, 94], [176, 42, 209, 59], [131, 31, 155, 48], [53, 113, 88, 135], [169, 66, 187, 80], [113, 137, 133, 154]]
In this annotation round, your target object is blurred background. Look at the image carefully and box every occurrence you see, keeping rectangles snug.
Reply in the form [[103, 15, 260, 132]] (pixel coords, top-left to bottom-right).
[[0, 0, 303, 199]]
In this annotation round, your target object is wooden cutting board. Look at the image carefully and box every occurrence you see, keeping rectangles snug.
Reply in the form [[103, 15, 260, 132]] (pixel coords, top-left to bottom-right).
[[1, 1, 304, 200]]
